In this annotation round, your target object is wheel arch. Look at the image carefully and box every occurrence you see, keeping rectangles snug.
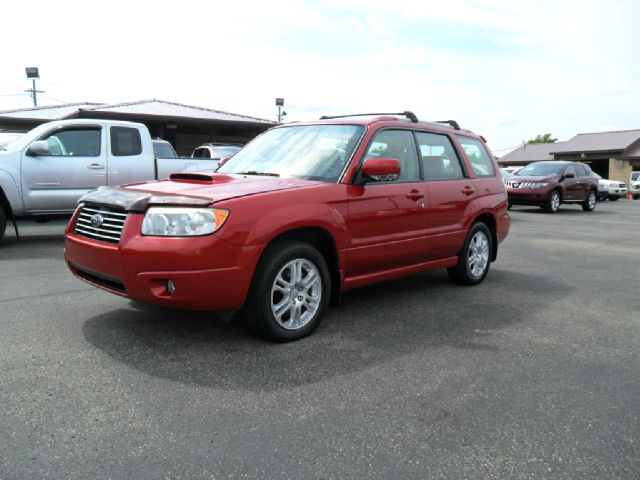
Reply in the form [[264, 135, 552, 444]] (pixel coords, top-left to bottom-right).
[[471, 212, 498, 262], [260, 226, 342, 306]]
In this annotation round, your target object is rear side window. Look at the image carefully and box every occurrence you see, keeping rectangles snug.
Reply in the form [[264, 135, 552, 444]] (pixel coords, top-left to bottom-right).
[[111, 127, 142, 157], [457, 136, 495, 178], [415, 132, 465, 180], [41, 128, 101, 156], [363, 130, 420, 182]]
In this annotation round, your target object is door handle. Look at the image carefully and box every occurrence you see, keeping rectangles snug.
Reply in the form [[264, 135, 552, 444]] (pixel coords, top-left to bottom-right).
[[462, 185, 475, 196], [87, 163, 104, 169], [406, 190, 424, 201]]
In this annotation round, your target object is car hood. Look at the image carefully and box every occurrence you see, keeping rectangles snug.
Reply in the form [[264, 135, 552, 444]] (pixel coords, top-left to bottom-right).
[[79, 173, 323, 211]]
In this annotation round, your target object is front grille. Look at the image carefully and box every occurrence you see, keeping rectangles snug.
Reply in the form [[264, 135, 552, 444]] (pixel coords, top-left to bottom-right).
[[75, 204, 128, 244]]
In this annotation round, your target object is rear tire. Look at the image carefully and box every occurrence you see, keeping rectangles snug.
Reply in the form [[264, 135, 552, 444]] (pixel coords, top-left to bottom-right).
[[245, 240, 331, 342], [582, 190, 597, 211], [544, 190, 561, 213], [0, 207, 6, 241], [447, 222, 492, 286]]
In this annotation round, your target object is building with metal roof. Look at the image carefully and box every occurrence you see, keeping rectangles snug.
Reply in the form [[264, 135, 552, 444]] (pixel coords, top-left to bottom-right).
[[0, 99, 275, 155], [498, 129, 640, 183]]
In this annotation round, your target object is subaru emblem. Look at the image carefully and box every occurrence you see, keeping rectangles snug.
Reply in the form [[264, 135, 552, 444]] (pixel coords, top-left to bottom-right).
[[90, 213, 104, 228]]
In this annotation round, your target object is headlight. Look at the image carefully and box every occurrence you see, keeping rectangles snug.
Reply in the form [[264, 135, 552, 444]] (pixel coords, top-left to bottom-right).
[[141, 207, 229, 236], [520, 182, 548, 188]]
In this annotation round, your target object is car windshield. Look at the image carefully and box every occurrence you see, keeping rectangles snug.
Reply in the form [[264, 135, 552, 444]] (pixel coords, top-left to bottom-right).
[[211, 146, 241, 159], [217, 124, 365, 182], [516, 163, 564, 177], [632, 172, 640, 181]]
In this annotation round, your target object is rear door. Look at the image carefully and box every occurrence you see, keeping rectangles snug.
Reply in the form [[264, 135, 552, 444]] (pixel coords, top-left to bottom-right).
[[21, 124, 106, 213], [345, 129, 428, 277], [106, 125, 156, 185], [574, 164, 590, 200], [420, 132, 477, 260]]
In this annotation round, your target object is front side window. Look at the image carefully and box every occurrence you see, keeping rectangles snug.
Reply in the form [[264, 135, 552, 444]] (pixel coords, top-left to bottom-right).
[[565, 165, 577, 177], [415, 131, 465, 181], [457, 136, 495, 178], [41, 128, 101, 156], [218, 124, 365, 182], [363, 130, 420, 182], [111, 127, 142, 156]]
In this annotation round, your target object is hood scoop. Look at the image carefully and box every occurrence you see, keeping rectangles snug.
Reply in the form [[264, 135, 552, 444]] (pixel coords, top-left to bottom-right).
[[170, 172, 216, 183]]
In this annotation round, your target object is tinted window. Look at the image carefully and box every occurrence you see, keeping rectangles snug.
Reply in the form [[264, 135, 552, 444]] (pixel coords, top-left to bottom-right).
[[111, 127, 142, 156], [193, 147, 211, 158], [575, 164, 587, 176], [363, 130, 420, 182], [457, 136, 495, 178], [42, 128, 101, 156], [415, 131, 465, 180]]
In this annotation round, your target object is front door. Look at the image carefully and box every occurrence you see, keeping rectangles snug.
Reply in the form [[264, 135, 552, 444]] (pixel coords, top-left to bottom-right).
[[345, 129, 428, 277], [21, 125, 106, 213]]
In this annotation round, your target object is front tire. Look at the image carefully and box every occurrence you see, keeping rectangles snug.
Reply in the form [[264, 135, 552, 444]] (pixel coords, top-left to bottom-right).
[[544, 190, 561, 213], [245, 240, 331, 342], [447, 222, 492, 286], [582, 190, 597, 211]]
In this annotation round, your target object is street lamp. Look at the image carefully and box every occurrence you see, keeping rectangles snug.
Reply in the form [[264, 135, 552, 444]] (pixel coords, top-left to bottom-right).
[[25, 67, 44, 107], [275, 97, 287, 123]]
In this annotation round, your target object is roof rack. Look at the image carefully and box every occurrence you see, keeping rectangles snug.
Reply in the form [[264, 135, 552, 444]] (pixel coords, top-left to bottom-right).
[[319, 111, 419, 123], [434, 120, 460, 130]]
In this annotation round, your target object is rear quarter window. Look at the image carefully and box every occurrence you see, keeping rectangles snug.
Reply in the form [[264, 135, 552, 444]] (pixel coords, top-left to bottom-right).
[[111, 127, 142, 157], [457, 136, 495, 178]]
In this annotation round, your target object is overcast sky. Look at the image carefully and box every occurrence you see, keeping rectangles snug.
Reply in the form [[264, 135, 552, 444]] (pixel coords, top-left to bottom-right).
[[1, 0, 638, 153]]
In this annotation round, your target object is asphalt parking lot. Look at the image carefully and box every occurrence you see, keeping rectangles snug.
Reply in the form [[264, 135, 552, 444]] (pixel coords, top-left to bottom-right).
[[1, 200, 639, 479]]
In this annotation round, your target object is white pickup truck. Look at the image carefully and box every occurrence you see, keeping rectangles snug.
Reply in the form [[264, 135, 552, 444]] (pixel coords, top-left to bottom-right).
[[0, 119, 227, 240]]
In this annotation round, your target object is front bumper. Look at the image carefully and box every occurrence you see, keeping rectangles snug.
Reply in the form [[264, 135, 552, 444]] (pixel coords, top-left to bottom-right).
[[507, 187, 551, 206], [64, 209, 261, 311]]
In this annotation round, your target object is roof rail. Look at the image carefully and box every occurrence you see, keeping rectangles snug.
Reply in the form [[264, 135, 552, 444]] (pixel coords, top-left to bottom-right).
[[434, 120, 460, 130], [320, 111, 419, 123]]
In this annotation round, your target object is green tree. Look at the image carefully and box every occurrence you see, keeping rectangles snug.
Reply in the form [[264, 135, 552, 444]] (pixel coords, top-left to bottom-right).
[[527, 133, 557, 144]]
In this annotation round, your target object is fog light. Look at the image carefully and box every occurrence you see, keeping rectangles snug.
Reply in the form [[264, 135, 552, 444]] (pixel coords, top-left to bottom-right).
[[167, 280, 176, 295]]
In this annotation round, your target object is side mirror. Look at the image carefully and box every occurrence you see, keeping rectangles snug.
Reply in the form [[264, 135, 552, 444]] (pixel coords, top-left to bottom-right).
[[564, 172, 575, 179], [27, 140, 50, 156], [360, 157, 401, 183]]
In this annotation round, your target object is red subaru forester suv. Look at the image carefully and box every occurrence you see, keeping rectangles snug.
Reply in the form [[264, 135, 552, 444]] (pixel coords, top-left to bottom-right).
[[64, 112, 510, 341]]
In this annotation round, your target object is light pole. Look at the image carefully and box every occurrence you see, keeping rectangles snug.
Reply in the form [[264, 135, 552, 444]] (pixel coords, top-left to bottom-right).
[[275, 97, 287, 123], [25, 67, 45, 107]]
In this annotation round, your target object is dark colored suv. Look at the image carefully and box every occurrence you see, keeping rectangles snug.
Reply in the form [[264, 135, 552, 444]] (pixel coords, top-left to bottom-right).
[[506, 161, 598, 213]]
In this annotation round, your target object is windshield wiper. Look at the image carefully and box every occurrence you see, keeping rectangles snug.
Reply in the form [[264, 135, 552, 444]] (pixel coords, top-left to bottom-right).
[[237, 171, 280, 177]]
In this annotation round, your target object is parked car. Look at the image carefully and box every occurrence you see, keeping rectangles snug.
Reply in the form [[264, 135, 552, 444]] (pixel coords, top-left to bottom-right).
[[592, 173, 627, 201], [505, 161, 598, 213], [152, 139, 178, 158], [191, 143, 242, 164], [0, 119, 235, 240], [64, 112, 510, 341], [630, 171, 640, 200]]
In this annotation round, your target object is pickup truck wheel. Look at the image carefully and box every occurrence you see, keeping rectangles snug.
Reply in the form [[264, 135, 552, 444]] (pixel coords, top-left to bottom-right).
[[245, 240, 330, 342], [582, 191, 597, 211], [447, 222, 492, 286], [544, 190, 561, 213], [0, 208, 6, 241]]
